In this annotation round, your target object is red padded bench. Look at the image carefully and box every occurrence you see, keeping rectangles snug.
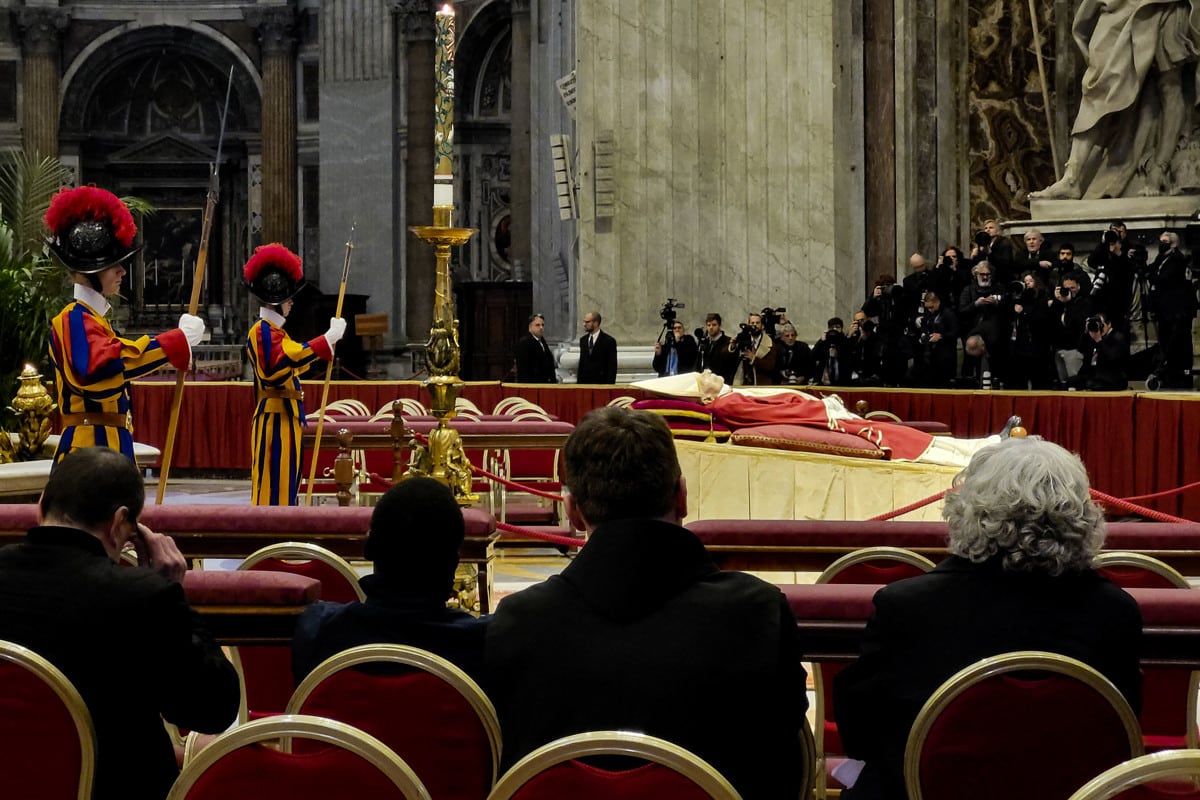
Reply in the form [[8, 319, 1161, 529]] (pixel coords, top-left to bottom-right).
[[687, 519, 1200, 575], [0, 504, 501, 612], [183, 570, 320, 644], [785, 583, 1200, 668]]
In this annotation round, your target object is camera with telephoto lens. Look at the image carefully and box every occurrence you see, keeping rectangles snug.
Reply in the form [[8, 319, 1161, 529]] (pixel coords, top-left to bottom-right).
[[1009, 281, 1031, 304], [733, 323, 754, 352], [1086, 315, 1105, 334], [974, 230, 991, 249], [660, 298, 685, 323]]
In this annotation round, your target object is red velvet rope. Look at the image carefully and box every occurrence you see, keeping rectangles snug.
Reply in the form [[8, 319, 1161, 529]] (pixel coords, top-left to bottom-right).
[[470, 465, 565, 502], [1087, 489, 1191, 524], [868, 490, 950, 522], [495, 521, 587, 548], [1116, 480, 1200, 504]]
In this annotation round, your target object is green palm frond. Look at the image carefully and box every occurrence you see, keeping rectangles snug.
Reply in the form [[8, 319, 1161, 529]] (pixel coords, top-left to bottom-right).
[[0, 151, 70, 261]]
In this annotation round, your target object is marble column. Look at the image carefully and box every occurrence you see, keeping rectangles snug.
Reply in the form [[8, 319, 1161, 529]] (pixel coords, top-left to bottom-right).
[[245, 5, 298, 250], [864, 0, 896, 280], [15, 7, 69, 161], [509, 0, 532, 274], [400, 0, 436, 341]]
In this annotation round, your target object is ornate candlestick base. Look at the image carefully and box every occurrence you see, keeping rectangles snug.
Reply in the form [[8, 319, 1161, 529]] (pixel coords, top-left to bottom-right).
[[1, 365, 56, 464], [405, 208, 479, 505]]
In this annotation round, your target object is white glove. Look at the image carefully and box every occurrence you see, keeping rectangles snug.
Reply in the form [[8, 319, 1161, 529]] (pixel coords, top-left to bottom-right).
[[178, 313, 206, 347], [324, 317, 347, 348]]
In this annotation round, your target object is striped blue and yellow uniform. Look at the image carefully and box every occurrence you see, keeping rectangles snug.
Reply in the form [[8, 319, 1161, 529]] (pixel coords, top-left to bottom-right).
[[48, 300, 190, 463], [246, 319, 333, 505]]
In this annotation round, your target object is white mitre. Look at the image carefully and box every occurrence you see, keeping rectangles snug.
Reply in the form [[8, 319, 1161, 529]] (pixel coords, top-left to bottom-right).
[[631, 370, 733, 402]]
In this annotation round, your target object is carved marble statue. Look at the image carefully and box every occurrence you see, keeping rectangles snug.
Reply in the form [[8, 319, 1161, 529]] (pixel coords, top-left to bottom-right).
[[1034, 0, 1200, 200]]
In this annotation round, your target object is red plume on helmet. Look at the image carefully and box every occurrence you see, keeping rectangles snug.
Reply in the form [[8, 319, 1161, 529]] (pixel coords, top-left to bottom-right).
[[243, 243, 305, 304], [44, 186, 140, 273]]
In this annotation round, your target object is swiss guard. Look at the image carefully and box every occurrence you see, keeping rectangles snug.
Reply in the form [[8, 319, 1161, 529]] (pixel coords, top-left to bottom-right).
[[244, 243, 345, 505], [45, 186, 204, 464]]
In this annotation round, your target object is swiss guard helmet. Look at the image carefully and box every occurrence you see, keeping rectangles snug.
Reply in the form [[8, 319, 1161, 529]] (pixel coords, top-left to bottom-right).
[[44, 186, 139, 274], [243, 243, 304, 305]]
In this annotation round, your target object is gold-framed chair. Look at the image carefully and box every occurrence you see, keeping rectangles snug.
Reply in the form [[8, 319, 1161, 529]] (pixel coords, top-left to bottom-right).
[[493, 398, 549, 416], [0, 639, 96, 800], [486, 730, 744, 800], [904, 650, 1144, 800], [1094, 551, 1198, 751], [1067, 750, 1200, 800], [285, 644, 501, 799], [232, 543, 366, 720], [813, 546, 936, 799], [166, 714, 431, 800]]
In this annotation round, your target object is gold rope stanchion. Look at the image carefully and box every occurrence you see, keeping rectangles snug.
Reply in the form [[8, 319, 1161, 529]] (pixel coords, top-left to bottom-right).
[[303, 226, 355, 505], [156, 67, 234, 504]]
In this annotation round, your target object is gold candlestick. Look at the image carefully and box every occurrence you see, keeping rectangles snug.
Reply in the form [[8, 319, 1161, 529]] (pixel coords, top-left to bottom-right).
[[403, 3, 479, 505]]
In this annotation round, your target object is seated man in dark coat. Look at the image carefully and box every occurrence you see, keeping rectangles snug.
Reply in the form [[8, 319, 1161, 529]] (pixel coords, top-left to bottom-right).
[[0, 447, 240, 800], [292, 477, 488, 683], [834, 437, 1142, 800], [486, 408, 809, 800]]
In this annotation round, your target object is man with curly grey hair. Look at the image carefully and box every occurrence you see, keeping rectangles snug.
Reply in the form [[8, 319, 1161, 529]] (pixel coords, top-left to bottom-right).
[[832, 437, 1142, 800]]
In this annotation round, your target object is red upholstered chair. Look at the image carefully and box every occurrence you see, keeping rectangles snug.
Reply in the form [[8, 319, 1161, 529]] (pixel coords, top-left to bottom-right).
[[1068, 750, 1200, 800], [166, 714, 430, 800], [0, 640, 95, 800], [285, 644, 501, 800], [812, 546, 936, 799], [485, 731, 746, 800], [233, 543, 366, 720], [905, 651, 1144, 800], [1095, 552, 1198, 751]]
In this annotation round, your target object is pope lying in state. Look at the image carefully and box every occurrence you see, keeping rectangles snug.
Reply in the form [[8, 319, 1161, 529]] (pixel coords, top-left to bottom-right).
[[633, 371, 1019, 468]]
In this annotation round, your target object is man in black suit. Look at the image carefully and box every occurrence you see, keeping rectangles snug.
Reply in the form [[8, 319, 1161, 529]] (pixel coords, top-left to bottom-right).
[[292, 477, 488, 683], [575, 309, 619, 383], [834, 438, 1142, 800], [0, 447, 239, 800], [513, 313, 557, 383], [1149, 230, 1197, 388], [486, 408, 809, 799]]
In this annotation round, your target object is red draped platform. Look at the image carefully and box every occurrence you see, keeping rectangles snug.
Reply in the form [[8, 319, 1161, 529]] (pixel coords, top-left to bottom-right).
[[126, 381, 1200, 520]]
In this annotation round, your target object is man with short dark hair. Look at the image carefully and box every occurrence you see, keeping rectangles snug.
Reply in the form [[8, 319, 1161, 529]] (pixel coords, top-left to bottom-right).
[[486, 408, 809, 799], [696, 312, 737, 383], [1149, 230, 1197, 388], [576, 310, 619, 384], [0, 447, 239, 800], [292, 477, 487, 682], [513, 314, 558, 383]]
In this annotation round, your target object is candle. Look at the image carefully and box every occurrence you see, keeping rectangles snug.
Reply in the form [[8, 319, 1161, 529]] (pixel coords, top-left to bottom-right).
[[433, 3, 455, 209]]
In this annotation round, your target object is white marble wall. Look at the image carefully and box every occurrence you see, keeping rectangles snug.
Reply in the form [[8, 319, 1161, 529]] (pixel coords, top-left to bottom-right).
[[574, 0, 864, 345]]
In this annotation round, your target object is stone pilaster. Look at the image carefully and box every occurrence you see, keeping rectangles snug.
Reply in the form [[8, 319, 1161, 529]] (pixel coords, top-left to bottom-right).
[[398, 0, 436, 341], [245, 5, 298, 249], [509, 0, 532, 275], [15, 7, 69, 161]]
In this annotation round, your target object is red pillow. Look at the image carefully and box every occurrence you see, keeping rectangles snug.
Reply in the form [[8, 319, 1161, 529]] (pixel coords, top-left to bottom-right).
[[730, 423, 884, 460], [665, 419, 732, 441]]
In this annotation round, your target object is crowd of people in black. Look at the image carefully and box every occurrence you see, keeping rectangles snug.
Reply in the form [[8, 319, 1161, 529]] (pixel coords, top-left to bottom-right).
[[652, 221, 1199, 391]]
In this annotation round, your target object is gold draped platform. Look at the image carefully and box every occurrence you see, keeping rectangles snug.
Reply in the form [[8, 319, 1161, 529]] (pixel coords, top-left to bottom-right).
[[676, 440, 957, 522]]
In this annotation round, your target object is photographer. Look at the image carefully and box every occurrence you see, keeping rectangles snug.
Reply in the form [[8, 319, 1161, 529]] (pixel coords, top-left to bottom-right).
[[970, 220, 1015, 282], [1047, 272, 1095, 385], [909, 291, 959, 387], [814, 317, 852, 386], [958, 261, 1012, 383], [653, 320, 698, 377], [1003, 272, 1055, 389], [862, 274, 911, 384], [848, 311, 884, 385], [696, 313, 738, 383], [772, 323, 814, 385], [1068, 313, 1129, 390], [1088, 229, 1135, 333], [729, 311, 777, 386], [942, 246, 973, 303]]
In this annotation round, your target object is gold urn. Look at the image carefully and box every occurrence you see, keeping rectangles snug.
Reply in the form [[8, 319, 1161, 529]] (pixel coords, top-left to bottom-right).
[[1, 365, 56, 463]]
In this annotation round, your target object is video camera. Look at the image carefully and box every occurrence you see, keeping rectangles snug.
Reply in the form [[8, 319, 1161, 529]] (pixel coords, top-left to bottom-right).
[[660, 298, 685, 324], [733, 323, 755, 352], [759, 306, 787, 337]]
